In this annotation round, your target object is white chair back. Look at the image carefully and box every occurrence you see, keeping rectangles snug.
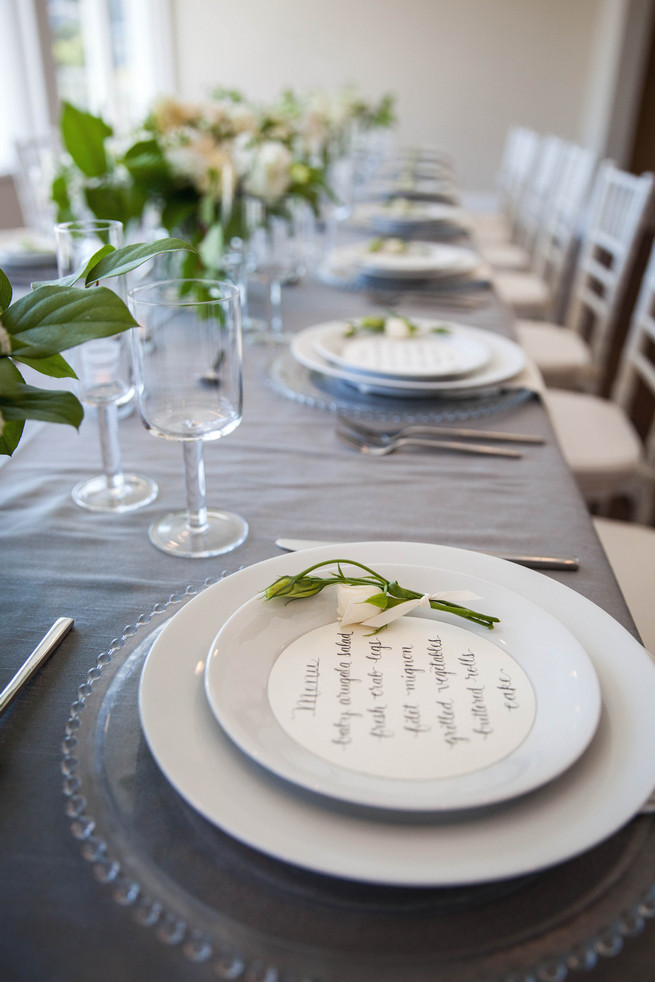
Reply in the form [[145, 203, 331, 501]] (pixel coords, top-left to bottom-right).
[[531, 143, 596, 313], [513, 135, 568, 256], [496, 126, 540, 230], [14, 131, 61, 233], [563, 162, 654, 384], [612, 240, 655, 520]]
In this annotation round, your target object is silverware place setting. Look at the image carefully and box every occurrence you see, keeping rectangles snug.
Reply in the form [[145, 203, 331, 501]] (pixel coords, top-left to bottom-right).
[[336, 424, 523, 458]]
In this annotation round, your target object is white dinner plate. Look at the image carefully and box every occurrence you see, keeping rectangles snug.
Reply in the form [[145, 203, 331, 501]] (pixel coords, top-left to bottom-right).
[[313, 318, 491, 380], [355, 201, 466, 231], [291, 321, 526, 396], [204, 563, 601, 811], [329, 241, 479, 279], [139, 542, 655, 886], [0, 228, 56, 268]]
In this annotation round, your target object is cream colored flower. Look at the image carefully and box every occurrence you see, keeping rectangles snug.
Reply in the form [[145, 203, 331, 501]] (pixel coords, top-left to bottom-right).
[[153, 97, 203, 133], [243, 141, 293, 201]]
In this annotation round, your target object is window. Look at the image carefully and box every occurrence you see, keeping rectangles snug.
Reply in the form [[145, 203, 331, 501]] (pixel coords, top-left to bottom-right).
[[1, 0, 175, 174]]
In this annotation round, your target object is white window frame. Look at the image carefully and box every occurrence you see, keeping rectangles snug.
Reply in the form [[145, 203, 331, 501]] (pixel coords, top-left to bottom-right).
[[1, 0, 176, 175]]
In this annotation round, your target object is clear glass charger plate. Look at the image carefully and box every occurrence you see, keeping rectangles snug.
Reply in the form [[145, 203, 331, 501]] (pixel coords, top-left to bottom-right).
[[62, 575, 655, 982], [265, 351, 535, 421]]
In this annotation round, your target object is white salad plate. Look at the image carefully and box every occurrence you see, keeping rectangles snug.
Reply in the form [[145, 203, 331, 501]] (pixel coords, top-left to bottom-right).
[[291, 321, 526, 396], [139, 541, 655, 887], [329, 241, 479, 279], [313, 318, 491, 380], [204, 563, 601, 811]]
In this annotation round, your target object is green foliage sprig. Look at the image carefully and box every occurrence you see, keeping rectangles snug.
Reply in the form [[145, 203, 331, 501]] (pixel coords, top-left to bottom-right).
[[263, 559, 499, 630], [0, 237, 195, 455]]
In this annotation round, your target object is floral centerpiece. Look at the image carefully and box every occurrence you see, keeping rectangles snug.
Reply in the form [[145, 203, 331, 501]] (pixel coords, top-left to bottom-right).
[[52, 86, 395, 278], [52, 90, 393, 276]]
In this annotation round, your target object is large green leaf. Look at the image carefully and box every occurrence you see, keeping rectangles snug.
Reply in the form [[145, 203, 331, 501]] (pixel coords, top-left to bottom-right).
[[84, 183, 147, 226], [32, 244, 116, 289], [122, 139, 170, 191], [0, 385, 84, 427], [10, 351, 77, 379], [3, 285, 137, 352], [60, 102, 113, 178], [85, 238, 197, 283], [0, 416, 24, 455], [0, 268, 12, 312]]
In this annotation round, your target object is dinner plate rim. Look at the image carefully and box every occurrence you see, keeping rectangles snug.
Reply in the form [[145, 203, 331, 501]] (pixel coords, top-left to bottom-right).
[[138, 541, 655, 886], [291, 320, 526, 394]]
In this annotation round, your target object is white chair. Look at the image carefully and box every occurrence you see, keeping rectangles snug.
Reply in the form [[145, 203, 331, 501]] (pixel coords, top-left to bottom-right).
[[482, 135, 568, 271], [492, 143, 596, 320], [13, 131, 62, 233], [545, 237, 655, 520], [593, 517, 655, 654], [517, 163, 654, 390], [466, 127, 540, 246]]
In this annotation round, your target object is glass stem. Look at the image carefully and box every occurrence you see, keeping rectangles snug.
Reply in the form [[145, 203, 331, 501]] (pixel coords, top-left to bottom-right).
[[97, 403, 124, 492], [270, 278, 282, 336], [183, 441, 208, 532]]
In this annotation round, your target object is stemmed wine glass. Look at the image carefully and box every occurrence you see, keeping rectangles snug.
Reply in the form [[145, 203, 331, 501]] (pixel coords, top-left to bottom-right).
[[128, 278, 248, 558], [54, 219, 158, 513], [244, 196, 314, 343]]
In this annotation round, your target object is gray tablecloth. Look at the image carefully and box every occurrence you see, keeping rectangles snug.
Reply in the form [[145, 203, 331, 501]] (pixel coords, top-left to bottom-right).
[[1, 265, 653, 982]]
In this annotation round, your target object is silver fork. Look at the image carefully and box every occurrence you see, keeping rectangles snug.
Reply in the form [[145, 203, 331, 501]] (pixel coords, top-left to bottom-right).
[[339, 417, 545, 446], [336, 427, 522, 458]]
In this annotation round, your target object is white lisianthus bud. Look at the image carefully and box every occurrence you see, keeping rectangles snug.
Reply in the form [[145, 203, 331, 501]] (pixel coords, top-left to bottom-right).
[[337, 584, 384, 626], [244, 141, 293, 201], [384, 317, 411, 339]]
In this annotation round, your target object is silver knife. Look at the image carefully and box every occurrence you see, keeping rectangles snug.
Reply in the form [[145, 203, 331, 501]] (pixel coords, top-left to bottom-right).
[[0, 617, 74, 716], [275, 539, 579, 571]]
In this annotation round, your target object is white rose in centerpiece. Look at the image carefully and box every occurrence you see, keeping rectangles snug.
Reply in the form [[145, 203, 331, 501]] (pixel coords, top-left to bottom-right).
[[244, 141, 293, 201]]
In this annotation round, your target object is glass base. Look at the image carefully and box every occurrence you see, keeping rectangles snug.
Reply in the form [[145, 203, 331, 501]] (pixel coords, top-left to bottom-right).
[[244, 326, 292, 346], [72, 474, 158, 513], [148, 509, 249, 558]]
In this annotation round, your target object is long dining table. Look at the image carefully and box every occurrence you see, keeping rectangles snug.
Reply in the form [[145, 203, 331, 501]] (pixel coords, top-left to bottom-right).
[[2, 216, 655, 982]]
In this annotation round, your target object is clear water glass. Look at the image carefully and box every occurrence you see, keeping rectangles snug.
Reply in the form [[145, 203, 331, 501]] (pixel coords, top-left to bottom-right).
[[54, 219, 158, 513], [128, 279, 248, 558]]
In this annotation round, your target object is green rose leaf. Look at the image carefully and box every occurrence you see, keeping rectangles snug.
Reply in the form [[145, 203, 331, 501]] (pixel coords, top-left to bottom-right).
[[85, 238, 197, 283], [60, 101, 113, 178], [3, 285, 137, 352], [0, 268, 12, 312]]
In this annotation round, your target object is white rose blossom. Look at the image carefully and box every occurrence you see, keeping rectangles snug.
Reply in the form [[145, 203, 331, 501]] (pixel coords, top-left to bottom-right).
[[243, 141, 293, 201]]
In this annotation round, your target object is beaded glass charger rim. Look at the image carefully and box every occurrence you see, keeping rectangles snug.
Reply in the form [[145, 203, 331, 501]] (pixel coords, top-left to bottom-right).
[[137, 541, 655, 887], [266, 350, 535, 420], [329, 241, 479, 280], [313, 317, 492, 380], [290, 321, 526, 397], [203, 562, 601, 812]]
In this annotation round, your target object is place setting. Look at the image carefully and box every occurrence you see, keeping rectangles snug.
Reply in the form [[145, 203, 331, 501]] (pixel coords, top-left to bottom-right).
[[267, 311, 538, 421], [63, 540, 655, 980], [351, 199, 470, 238]]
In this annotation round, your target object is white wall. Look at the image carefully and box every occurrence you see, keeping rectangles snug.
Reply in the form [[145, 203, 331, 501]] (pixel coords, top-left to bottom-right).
[[170, 0, 602, 189]]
